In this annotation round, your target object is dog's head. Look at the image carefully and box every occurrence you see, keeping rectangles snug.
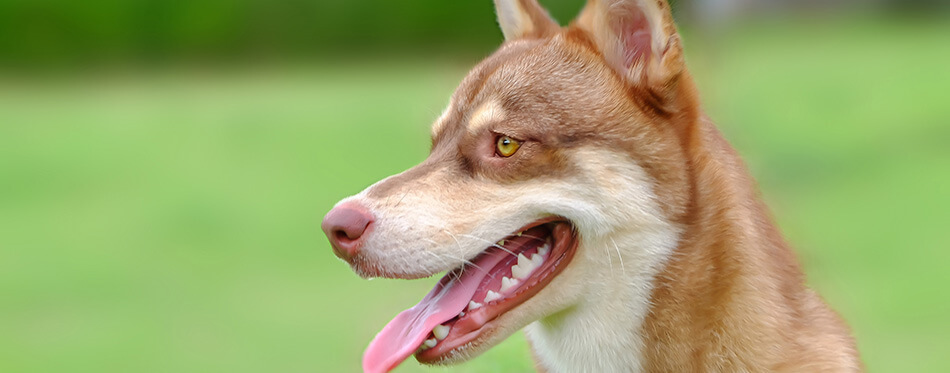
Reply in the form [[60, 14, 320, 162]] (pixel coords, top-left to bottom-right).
[[322, 1, 699, 371]]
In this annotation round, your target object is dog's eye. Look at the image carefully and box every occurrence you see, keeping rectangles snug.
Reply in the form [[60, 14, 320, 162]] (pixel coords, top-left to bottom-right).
[[495, 136, 521, 157]]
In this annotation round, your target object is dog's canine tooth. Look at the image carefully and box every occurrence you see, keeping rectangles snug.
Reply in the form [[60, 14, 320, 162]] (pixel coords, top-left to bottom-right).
[[433, 324, 451, 340], [468, 301, 483, 311], [500, 276, 518, 293], [517, 253, 530, 268], [511, 262, 530, 280], [484, 290, 502, 303], [512, 253, 541, 280]]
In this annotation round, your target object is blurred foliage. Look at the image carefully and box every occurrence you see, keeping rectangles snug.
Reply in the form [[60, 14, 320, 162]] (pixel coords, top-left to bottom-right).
[[0, 0, 590, 68], [3, 0, 948, 68]]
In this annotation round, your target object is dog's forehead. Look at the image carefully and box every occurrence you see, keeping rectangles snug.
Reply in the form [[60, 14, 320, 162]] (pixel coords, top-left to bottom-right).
[[456, 40, 548, 107], [433, 36, 593, 142]]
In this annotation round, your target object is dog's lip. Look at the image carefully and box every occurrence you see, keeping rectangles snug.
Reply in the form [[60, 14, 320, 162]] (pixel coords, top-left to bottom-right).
[[413, 218, 578, 363], [352, 217, 569, 281]]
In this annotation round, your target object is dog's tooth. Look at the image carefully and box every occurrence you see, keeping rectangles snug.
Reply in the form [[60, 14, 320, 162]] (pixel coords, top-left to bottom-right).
[[423, 338, 437, 348], [484, 290, 502, 303], [516, 231, 523, 237], [468, 301, 483, 310], [497, 239, 506, 246], [511, 262, 530, 280], [531, 253, 544, 266], [459, 311, 465, 317], [500, 276, 519, 293], [433, 325, 451, 340], [538, 242, 550, 256]]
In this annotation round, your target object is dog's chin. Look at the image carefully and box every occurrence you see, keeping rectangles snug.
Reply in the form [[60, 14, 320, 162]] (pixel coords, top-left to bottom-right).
[[414, 307, 524, 365], [414, 247, 588, 367]]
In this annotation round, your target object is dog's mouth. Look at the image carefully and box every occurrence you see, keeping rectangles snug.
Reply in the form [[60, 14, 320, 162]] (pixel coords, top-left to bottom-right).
[[361, 218, 578, 373]]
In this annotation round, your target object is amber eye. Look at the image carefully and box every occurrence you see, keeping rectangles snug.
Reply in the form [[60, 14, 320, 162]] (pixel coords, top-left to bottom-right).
[[495, 136, 522, 157]]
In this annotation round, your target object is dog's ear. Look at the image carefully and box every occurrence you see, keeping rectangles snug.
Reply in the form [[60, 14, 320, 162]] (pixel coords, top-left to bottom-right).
[[574, 0, 684, 91], [494, 0, 560, 40]]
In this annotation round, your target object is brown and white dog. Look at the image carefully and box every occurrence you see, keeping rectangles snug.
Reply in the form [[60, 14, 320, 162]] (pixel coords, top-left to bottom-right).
[[322, 0, 861, 371]]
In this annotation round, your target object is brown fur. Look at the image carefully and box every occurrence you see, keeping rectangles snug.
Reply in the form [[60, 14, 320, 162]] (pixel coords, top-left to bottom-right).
[[637, 114, 862, 371]]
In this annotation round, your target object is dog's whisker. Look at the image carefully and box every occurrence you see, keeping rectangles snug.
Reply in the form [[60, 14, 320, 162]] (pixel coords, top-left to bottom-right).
[[517, 234, 547, 242], [420, 244, 453, 269], [446, 232, 508, 281], [423, 236, 472, 271], [442, 231, 485, 273], [610, 237, 626, 276], [457, 234, 519, 257], [393, 189, 411, 208]]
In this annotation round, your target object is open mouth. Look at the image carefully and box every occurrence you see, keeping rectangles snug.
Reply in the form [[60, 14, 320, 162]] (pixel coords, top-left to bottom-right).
[[362, 218, 578, 373]]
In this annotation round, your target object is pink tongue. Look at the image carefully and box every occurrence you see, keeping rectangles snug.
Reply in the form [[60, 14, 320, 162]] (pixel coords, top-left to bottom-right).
[[362, 248, 510, 373]]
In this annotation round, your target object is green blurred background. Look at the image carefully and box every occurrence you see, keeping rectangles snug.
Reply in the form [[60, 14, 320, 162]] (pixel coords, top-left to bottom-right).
[[1, 0, 948, 372]]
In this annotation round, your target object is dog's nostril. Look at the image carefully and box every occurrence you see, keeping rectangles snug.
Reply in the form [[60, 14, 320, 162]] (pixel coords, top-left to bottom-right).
[[322, 202, 375, 260], [329, 216, 370, 241], [335, 229, 354, 241]]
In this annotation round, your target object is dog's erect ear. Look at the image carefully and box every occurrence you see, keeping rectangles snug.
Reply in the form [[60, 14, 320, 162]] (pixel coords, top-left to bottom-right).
[[494, 0, 560, 40], [575, 0, 684, 90]]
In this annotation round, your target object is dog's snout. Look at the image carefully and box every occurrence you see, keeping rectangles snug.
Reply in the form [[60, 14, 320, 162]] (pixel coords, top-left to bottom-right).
[[322, 202, 374, 261]]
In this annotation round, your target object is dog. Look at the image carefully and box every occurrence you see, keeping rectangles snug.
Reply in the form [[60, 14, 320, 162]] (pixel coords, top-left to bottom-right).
[[322, 0, 861, 371]]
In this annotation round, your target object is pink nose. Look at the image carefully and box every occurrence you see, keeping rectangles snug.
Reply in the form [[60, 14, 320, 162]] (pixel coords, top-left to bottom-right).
[[322, 202, 374, 261]]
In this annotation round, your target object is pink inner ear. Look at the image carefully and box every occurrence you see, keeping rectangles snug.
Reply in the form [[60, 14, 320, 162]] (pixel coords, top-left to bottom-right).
[[616, 7, 652, 69]]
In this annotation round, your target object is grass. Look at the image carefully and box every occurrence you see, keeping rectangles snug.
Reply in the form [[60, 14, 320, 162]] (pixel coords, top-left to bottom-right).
[[0, 17, 948, 372]]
